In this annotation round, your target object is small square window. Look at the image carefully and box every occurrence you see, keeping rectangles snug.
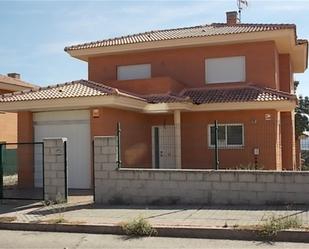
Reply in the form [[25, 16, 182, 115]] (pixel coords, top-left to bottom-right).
[[209, 124, 244, 148]]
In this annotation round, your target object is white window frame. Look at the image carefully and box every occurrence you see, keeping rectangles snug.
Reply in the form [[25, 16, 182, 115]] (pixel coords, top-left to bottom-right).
[[205, 56, 246, 84], [117, 63, 151, 81], [208, 123, 244, 149]]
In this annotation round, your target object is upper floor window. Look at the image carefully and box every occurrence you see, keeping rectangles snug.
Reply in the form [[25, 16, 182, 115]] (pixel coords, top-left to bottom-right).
[[117, 64, 151, 80], [205, 56, 246, 84]]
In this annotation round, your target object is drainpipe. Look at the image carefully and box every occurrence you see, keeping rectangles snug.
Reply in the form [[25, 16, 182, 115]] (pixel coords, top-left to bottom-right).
[[174, 110, 181, 169]]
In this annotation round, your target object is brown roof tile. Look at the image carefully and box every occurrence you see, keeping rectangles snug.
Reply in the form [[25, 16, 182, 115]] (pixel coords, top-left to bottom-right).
[[64, 23, 297, 51], [181, 85, 294, 104], [144, 94, 189, 104], [0, 80, 295, 106]]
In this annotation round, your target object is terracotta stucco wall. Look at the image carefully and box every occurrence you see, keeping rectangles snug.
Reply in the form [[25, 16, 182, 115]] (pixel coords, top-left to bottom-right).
[[91, 107, 176, 168], [181, 110, 281, 170], [17, 111, 34, 187], [91, 107, 151, 168], [279, 54, 293, 93], [107, 77, 186, 95], [89, 41, 279, 90], [90, 107, 281, 170]]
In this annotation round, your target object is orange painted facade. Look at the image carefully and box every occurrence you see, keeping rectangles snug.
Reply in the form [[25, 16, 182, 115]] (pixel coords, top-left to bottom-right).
[[89, 41, 280, 90], [89, 108, 284, 170]]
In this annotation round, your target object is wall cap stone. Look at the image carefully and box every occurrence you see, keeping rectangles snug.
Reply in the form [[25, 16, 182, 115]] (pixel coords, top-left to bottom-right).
[[117, 168, 309, 175], [43, 137, 67, 142]]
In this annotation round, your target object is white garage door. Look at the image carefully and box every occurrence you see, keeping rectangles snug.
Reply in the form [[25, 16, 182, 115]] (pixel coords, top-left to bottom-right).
[[34, 110, 91, 189]]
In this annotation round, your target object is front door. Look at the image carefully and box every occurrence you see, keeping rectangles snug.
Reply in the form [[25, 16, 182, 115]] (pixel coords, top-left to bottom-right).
[[152, 125, 176, 169]]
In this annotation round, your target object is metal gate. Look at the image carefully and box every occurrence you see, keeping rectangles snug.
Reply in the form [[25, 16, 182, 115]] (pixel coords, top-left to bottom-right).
[[0, 142, 44, 200]]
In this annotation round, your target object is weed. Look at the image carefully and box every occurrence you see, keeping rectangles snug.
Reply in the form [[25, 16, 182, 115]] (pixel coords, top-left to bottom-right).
[[236, 163, 264, 170], [0, 216, 17, 223], [45, 216, 67, 224], [259, 214, 302, 240], [121, 216, 157, 237]]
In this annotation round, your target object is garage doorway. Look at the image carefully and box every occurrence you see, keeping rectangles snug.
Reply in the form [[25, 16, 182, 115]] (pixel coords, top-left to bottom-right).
[[33, 110, 93, 202]]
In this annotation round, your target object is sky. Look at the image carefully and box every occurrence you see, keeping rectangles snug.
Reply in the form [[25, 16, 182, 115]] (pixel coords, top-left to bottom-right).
[[0, 0, 309, 96]]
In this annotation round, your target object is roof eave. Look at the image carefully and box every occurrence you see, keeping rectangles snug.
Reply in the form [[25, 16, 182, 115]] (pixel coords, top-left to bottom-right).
[[292, 41, 308, 73], [0, 94, 295, 114], [65, 29, 296, 60], [143, 99, 297, 113]]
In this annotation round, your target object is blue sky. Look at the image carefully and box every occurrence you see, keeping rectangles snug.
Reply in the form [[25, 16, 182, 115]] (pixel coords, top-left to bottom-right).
[[0, 0, 309, 95]]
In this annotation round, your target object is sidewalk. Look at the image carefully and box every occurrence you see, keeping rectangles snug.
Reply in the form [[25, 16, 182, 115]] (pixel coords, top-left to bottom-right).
[[1, 199, 309, 228]]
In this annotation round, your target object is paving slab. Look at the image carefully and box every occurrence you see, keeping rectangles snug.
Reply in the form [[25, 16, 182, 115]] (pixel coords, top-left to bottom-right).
[[0, 200, 309, 229]]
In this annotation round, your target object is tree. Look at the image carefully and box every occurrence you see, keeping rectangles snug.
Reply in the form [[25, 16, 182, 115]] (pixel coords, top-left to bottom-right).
[[294, 81, 309, 138]]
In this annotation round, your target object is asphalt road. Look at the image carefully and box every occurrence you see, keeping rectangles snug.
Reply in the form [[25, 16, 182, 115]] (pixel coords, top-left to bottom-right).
[[0, 230, 309, 249]]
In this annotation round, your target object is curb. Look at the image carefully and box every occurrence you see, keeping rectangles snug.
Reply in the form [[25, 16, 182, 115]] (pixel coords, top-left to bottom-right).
[[0, 222, 309, 243]]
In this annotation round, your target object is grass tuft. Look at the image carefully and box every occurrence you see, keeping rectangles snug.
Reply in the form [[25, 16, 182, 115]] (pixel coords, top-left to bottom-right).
[[45, 216, 67, 224], [121, 216, 157, 237], [259, 214, 302, 240]]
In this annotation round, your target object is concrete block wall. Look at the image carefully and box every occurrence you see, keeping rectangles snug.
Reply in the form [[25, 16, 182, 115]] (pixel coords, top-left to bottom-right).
[[43, 138, 67, 202], [94, 136, 309, 205]]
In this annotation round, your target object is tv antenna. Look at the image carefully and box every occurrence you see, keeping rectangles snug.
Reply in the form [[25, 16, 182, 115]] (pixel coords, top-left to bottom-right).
[[237, 0, 248, 23]]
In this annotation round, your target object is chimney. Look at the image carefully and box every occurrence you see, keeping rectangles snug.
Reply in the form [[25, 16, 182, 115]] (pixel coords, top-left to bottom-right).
[[7, 73, 21, 79], [226, 11, 238, 26]]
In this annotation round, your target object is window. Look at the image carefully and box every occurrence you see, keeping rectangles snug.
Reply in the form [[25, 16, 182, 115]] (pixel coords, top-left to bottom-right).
[[205, 56, 245, 84], [117, 64, 151, 80], [209, 124, 244, 148]]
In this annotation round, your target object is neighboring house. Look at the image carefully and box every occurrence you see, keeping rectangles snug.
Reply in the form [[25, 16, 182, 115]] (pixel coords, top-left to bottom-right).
[[0, 73, 36, 143], [0, 12, 307, 190]]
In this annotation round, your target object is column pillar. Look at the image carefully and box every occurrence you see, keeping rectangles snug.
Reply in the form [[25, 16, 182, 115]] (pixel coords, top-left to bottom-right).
[[174, 110, 182, 169], [280, 111, 296, 170]]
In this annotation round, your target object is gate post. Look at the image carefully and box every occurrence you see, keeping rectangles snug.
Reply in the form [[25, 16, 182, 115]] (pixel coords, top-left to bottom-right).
[[93, 136, 117, 203], [43, 138, 68, 203]]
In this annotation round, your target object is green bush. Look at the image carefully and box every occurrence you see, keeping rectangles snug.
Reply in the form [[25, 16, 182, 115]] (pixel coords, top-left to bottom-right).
[[121, 216, 157, 237]]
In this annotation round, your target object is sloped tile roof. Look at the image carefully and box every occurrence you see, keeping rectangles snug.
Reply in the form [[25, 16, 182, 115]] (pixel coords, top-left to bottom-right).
[[181, 85, 294, 104], [0, 80, 143, 102], [0, 80, 295, 105], [0, 74, 37, 89], [145, 94, 189, 104], [64, 23, 296, 51]]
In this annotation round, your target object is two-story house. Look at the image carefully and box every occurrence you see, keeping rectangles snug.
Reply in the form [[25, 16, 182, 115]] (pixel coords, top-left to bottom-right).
[[0, 12, 307, 190]]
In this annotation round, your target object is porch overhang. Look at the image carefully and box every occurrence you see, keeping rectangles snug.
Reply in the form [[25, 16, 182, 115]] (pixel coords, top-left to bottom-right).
[[0, 95, 297, 113]]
